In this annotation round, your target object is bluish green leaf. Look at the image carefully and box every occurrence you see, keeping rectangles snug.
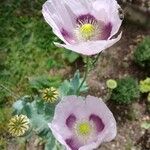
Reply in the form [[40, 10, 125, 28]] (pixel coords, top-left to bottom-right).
[[59, 70, 88, 96]]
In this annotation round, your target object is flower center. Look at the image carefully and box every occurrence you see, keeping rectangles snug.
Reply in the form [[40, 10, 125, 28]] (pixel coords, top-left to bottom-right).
[[79, 24, 95, 40], [77, 122, 91, 136]]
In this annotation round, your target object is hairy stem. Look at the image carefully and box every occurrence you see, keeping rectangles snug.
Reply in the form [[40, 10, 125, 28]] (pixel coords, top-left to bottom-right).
[[76, 52, 102, 95], [92, 51, 102, 67], [77, 57, 89, 95]]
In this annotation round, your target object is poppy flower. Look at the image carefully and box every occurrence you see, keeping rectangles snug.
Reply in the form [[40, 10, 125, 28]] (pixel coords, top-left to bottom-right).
[[42, 0, 123, 55], [49, 95, 116, 150]]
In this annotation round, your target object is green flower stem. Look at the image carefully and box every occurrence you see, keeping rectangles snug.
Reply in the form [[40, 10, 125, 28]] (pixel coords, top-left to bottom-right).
[[91, 51, 102, 68], [76, 53, 102, 95], [77, 57, 90, 95], [106, 89, 113, 101]]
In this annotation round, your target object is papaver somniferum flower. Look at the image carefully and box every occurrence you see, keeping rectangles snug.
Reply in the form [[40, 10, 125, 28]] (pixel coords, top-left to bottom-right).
[[49, 95, 116, 150], [42, 0, 123, 55]]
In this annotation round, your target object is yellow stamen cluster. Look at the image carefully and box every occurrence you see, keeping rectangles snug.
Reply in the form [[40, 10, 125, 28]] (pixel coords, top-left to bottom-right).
[[76, 122, 91, 136], [79, 24, 95, 40], [42, 87, 59, 103], [8, 115, 30, 137]]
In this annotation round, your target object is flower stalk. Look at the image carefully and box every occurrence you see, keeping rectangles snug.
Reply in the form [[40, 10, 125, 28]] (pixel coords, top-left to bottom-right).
[[77, 53, 102, 95], [77, 57, 89, 95]]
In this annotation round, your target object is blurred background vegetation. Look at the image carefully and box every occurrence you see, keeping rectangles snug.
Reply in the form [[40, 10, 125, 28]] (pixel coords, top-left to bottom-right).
[[0, 0, 81, 148]]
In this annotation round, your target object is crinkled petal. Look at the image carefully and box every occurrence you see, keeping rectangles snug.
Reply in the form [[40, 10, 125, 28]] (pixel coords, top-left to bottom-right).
[[65, 137, 82, 150], [77, 96, 117, 150], [49, 96, 87, 149], [91, 0, 110, 23], [85, 96, 117, 142], [92, 0, 122, 38], [42, 4, 68, 43], [79, 95, 117, 147], [43, 0, 122, 48], [108, 2, 122, 38], [63, 0, 89, 16], [48, 123, 72, 150], [42, 0, 94, 44], [42, 0, 76, 44], [43, 0, 75, 30], [55, 32, 122, 55], [50, 96, 87, 137], [52, 96, 86, 125]]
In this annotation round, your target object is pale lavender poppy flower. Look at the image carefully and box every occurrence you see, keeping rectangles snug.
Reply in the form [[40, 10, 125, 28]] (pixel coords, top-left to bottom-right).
[[49, 95, 117, 150], [42, 0, 123, 55]]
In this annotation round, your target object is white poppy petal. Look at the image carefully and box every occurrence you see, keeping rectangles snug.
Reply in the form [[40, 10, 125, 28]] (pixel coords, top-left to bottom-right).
[[107, 0, 123, 38], [48, 123, 72, 150], [92, 0, 122, 38], [55, 32, 122, 56], [64, 0, 89, 16], [85, 96, 117, 142]]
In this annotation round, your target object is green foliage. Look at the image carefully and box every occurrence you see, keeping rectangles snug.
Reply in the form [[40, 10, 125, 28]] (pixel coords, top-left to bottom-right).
[[0, 108, 11, 125], [0, 0, 73, 145], [139, 77, 150, 93], [45, 138, 64, 150], [12, 94, 61, 149], [0, 0, 68, 100], [11, 70, 89, 148], [62, 51, 80, 64], [59, 70, 89, 96], [0, 107, 12, 137], [134, 37, 150, 68], [0, 0, 81, 104], [0, 86, 11, 105], [111, 77, 140, 104], [29, 76, 62, 92], [106, 79, 117, 89], [13, 95, 54, 137], [0, 138, 7, 150], [141, 121, 150, 130]]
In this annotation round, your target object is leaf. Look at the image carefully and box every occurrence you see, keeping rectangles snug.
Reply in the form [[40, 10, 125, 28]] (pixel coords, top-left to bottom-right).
[[36, 99, 45, 114], [62, 51, 80, 63], [71, 70, 80, 92], [59, 70, 88, 96], [141, 122, 150, 130], [30, 112, 50, 135], [29, 76, 62, 91], [13, 95, 33, 116], [45, 136, 64, 150], [13, 100, 26, 114], [27, 99, 53, 137], [59, 80, 71, 97], [44, 102, 55, 117], [44, 136, 55, 150], [13, 95, 54, 138], [21, 104, 31, 118]]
